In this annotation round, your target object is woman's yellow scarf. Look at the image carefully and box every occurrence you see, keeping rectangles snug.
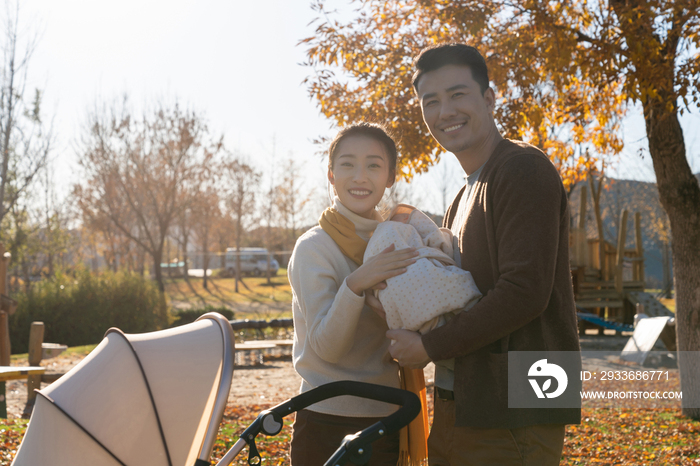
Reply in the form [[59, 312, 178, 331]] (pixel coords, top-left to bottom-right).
[[319, 207, 429, 466], [318, 208, 368, 265]]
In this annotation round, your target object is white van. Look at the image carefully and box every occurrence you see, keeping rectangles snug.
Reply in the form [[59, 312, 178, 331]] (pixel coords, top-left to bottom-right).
[[224, 248, 279, 277]]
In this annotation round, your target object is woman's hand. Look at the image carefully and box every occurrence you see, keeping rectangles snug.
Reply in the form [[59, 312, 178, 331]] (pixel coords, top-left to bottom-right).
[[346, 244, 418, 296], [365, 293, 386, 319]]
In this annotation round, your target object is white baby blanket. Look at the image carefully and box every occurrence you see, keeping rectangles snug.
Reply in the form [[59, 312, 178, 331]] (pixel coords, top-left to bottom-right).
[[364, 205, 482, 334]]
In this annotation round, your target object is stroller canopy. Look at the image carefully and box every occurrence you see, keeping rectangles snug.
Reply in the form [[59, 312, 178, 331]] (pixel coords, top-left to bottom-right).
[[13, 313, 235, 466]]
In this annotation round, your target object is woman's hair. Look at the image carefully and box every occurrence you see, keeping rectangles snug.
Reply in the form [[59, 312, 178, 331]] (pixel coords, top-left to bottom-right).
[[327, 122, 398, 178]]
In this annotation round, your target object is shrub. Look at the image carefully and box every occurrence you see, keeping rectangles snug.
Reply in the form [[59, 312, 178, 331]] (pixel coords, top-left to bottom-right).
[[10, 268, 169, 354], [170, 306, 234, 327]]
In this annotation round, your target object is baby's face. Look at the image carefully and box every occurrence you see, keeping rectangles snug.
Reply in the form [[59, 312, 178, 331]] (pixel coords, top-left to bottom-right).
[[390, 212, 411, 223]]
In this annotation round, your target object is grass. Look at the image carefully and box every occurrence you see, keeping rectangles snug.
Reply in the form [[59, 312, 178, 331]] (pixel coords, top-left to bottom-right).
[[3, 404, 699, 465], [164, 269, 292, 317], [2, 340, 699, 465], [644, 289, 676, 313], [211, 405, 293, 465], [11, 344, 98, 363], [658, 298, 676, 313], [0, 404, 293, 466]]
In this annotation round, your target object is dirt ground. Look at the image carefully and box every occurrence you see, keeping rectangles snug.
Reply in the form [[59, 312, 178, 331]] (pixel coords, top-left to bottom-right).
[[5, 350, 435, 419], [5, 331, 651, 419]]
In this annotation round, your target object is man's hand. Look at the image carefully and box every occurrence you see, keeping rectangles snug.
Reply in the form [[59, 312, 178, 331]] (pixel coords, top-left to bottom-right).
[[386, 329, 430, 369]]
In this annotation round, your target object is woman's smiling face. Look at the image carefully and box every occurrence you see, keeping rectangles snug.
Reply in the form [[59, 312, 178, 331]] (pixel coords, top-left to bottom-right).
[[328, 135, 395, 219]]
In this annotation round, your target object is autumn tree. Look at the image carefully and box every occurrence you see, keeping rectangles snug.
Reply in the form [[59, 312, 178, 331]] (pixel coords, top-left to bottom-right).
[[80, 203, 139, 273], [301, 1, 625, 187], [302, 0, 700, 418], [75, 101, 222, 292]]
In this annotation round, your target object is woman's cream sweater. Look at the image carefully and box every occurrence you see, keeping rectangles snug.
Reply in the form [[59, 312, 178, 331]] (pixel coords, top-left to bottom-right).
[[288, 198, 400, 417]]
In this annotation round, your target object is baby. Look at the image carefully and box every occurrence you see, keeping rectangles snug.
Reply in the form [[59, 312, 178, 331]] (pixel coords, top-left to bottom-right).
[[364, 204, 481, 334]]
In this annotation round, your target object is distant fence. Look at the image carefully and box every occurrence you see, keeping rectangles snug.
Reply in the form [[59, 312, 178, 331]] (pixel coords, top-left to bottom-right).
[[229, 318, 293, 330]]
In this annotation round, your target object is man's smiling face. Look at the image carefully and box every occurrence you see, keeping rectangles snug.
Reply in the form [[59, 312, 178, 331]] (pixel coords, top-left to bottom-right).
[[417, 63, 496, 159]]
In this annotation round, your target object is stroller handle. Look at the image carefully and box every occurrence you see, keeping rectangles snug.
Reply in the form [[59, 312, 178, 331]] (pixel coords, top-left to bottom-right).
[[221, 381, 421, 466], [271, 380, 420, 435]]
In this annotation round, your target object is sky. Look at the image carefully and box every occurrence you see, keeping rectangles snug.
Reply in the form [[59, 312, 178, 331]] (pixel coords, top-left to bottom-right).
[[18, 0, 700, 219]]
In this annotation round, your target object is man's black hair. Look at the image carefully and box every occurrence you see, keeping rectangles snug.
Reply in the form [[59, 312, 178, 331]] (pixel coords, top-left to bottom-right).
[[412, 43, 490, 94]]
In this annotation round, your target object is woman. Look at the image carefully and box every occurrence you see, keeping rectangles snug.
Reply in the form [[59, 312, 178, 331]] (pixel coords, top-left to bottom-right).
[[288, 122, 418, 466]]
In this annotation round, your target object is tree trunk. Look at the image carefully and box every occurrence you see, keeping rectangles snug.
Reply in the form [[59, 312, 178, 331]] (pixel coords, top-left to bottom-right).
[[609, 0, 700, 420], [202, 228, 209, 290], [266, 223, 272, 285], [153, 249, 165, 293], [235, 214, 241, 294], [138, 249, 145, 276], [182, 243, 189, 282], [643, 98, 700, 420], [662, 241, 672, 299]]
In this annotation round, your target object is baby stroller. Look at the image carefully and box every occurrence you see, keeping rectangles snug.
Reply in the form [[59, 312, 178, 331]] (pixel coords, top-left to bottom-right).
[[12, 313, 420, 466]]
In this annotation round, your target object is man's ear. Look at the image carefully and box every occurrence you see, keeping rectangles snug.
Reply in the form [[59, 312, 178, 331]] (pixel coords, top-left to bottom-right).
[[327, 168, 335, 185], [484, 87, 496, 113]]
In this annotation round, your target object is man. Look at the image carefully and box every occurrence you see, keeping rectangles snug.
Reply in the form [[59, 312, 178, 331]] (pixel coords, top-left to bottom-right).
[[381, 44, 581, 465]]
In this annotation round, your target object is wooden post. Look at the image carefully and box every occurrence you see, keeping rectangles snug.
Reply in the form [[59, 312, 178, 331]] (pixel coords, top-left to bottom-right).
[[588, 176, 605, 278], [22, 322, 45, 418], [634, 212, 644, 285], [0, 243, 8, 365], [0, 311, 7, 418], [578, 185, 588, 230], [0, 243, 8, 418], [615, 210, 629, 295], [571, 185, 589, 269]]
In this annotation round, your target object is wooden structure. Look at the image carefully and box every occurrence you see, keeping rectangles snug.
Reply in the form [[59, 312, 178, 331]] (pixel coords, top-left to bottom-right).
[[0, 245, 58, 418], [0, 243, 15, 418], [570, 179, 673, 331]]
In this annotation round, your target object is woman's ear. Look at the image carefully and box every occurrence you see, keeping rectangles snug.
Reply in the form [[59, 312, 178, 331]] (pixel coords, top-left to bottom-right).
[[327, 168, 335, 185], [386, 171, 396, 189]]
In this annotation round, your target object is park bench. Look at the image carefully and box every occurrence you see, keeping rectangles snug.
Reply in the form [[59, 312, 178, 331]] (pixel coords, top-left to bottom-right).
[[0, 366, 45, 383], [229, 319, 294, 365], [235, 339, 293, 366], [0, 322, 66, 418]]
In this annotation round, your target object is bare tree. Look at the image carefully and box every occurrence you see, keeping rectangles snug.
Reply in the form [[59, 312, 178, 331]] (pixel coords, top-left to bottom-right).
[[222, 156, 260, 293], [261, 135, 277, 285], [192, 187, 221, 290], [0, 1, 50, 225], [5, 201, 35, 292], [211, 214, 235, 272], [75, 100, 221, 292], [275, 156, 312, 251], [38, 160, 74, 276], [433, 159, 462, 215], [173, 201, 194, 280]]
